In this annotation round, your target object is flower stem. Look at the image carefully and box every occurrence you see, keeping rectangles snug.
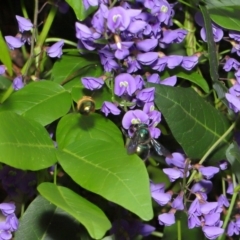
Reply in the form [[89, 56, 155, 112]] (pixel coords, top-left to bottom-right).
[[45, 37, 77, 47], [187, 120, 236, 185]]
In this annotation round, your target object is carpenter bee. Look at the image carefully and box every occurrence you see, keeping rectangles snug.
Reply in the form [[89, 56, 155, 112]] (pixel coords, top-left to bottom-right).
[[126, 123, 172, 160]]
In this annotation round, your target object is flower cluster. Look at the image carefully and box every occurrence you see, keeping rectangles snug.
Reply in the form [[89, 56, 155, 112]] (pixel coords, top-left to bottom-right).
[[150, 152, 232, 239], [77, 0, 199, 138], [0, 202, 18, 239]]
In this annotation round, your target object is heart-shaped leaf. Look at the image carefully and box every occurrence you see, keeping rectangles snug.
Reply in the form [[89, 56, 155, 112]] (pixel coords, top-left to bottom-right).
[[38, 183, 111, 239], [57, 139, 153, 220], [0, 111, 57, 170], [0, 81, 71, 126], [15, 195, 83, 240], [56, 113, 123, 149], [151, 84, 231, 161]]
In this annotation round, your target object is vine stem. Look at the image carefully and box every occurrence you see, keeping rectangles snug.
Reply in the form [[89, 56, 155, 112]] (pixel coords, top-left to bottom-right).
[[45, 37, 77, 47], [187, 120, 236, 185], [218, 174, 237, 240]]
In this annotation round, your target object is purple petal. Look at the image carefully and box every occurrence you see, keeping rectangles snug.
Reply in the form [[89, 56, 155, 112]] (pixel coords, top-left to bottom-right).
[[160, 76, 177, 86], [136, 87, 155, 102], [0, 65, 6, 75], [204, 213, 220, 226], [150, 182, 165, 193], [0, 203, 15, 216], [167, 55, 183, 69], [171, 194, 184, 210], [191, 179, 213, 194], [202, 226, 224, 239], [163, 168, 181, 182], [114, 73, 136, 96], [107, 7, 130, 32], [101, 101, 120, 116], [81, 77, 104, 90], [136, 39, 158, 52], [12, 76, 24, 90], [147, 73, 160, 84], [199, 166, 219, 179], [46, 40, 64, 58], [226, 93, 240, 112], [137, 52, 158, 65], [122, 110, 149, 129], [5, 36, 24, 50], [200, 202, 218, 215], [16, 15, 33, 32], [152, 57, 168, 71], [127, 20, 147, 34], [158, 213, 175, 226], [181, 56, 199, 70]]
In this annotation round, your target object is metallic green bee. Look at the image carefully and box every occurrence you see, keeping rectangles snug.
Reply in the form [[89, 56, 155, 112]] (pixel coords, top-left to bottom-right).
[[126, 123, 172, 161]]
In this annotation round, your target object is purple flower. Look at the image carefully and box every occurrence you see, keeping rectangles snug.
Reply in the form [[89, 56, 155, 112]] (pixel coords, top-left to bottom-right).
[[136, 87, 155, 102], [81, 77, 104, 90], [158, 213, 175, 226], [151, 191, 172, 206], [147, 73, 160, 84], [122, 110, 149, 129], [99, 48, 119, 72], [149, 127, 161, 138], [227, 221, 239, 236], [91, 4, 108, 33], [13, 76, 24, 90], [229, 31, 240, 41], [226, 92, 240, 113], [223, 58, 240, 72], [126, 57, 141, 73], [163, 168, 182, 182], [199, 166, 219, 179], [0, 203, 15, 216], [134, 75, 145, 90], [181, 56, 199, 70], [143, 102, 155, 114], [5, 214, 19, 231], [188, 214, 201, 229], [136, 39, 158, 52], [200, 202, 218, 215], [167, 55, 183, 69], [204, 213, 221, 226], [219, 160, 228, 170], [165, 152, 186, 168], [235, 69, 240, 83], [137, 52, 158, 65], [76, 22, 93, 40], [152, 57, 168, 72], [160, 76, 177, 86], [111, 41, 134, 60], [171, 193, 184, 210], [160, 29, 188, 44], [0, 65, 6, 75], [46, 40, 64, 58], [148, 110, 161, 127], [150, 182, 165, 192], [16, 15, 33, 32], [101, 102, 120, 116], [128, 20, 147, 34], [191, 179, 213, 194], [5, 36, 24, 50], [227, 181, 233, 195], [202, 226, 224, 239], [107, 7, 132, 33], [188, 198, 201, 216], [114, 73, 136, 96], [200, 24, 224, 42]]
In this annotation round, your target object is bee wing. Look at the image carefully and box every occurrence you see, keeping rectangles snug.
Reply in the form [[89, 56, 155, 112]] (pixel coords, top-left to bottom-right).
[[150, 139, 172, 158], [127, 133, 140, 155]]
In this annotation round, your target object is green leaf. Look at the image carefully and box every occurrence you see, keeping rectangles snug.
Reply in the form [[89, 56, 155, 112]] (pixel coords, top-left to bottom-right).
[[65, 0, 97, 21], [0, 76, 11, 90], [57, 139, 153, 220], [205, 0, 240, 8], [15, 195, 83, 240], [151, 84, 231, 161], [0, 31, 12, 76], [56, 113, 123, 149], [168, 69, 209, 93], [0, 112, 57, 170], [226, 142, 240, 182], [162, 212, 203, 240], [200, 5, 228, 100], [38, 183, 111, 239], [208, 6, 240, 31], [71, 86, 112, 110], [52, 55, 99, 84], [0, 81, 72, 126]]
